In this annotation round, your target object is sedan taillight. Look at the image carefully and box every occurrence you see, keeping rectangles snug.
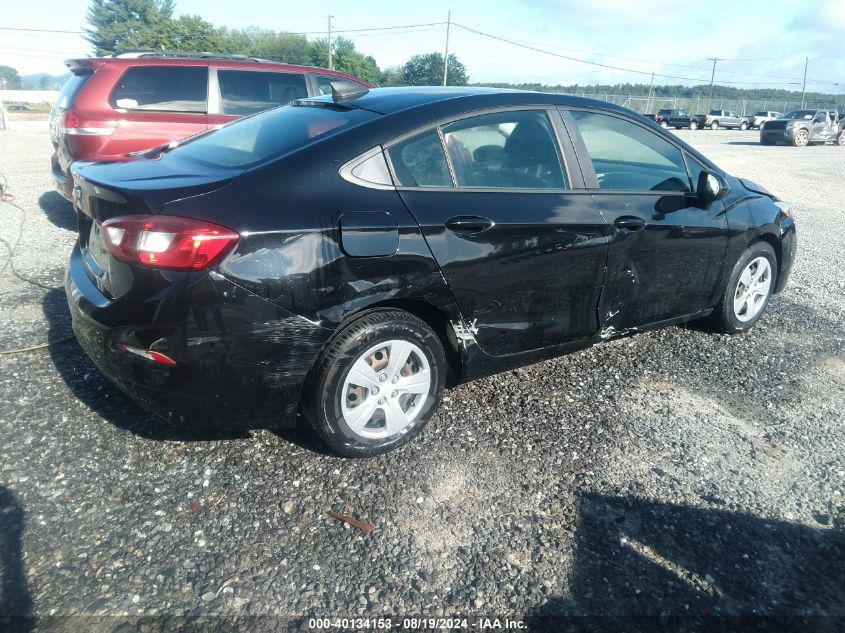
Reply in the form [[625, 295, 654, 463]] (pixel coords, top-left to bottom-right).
[[102, 215, 239, 271]]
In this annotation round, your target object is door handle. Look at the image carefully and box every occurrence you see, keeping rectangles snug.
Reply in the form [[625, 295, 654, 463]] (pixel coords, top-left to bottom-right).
[[614, 216, 647, 231], [445, 215, 495, 234]]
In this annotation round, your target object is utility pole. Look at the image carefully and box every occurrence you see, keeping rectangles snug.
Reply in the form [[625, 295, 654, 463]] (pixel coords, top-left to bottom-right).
[[705, 57, 721, 114], [801, 57, 808, 108], [443, 10, 451, 86], [327, 15, 334, 71], [646, 71, 655, 114]]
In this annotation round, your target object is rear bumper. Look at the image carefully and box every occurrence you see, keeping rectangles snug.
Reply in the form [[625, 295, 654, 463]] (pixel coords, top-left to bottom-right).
[[51, 153, 73, 201], [65, 244, 333, 427]]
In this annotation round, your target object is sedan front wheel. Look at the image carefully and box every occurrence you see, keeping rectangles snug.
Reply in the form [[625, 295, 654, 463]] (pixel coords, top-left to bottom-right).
[[710, 242, 777, 333]]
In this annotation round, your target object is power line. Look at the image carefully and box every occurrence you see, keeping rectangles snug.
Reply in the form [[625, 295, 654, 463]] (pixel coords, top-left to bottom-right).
[[489, 37, 840, 85], [0, 26, 84, 34], [452, 23, 803, 87]]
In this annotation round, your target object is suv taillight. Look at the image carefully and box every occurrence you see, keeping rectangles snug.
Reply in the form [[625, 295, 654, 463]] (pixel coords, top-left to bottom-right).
[[59, 108, 117, 136], [102, 215, 239, 271]]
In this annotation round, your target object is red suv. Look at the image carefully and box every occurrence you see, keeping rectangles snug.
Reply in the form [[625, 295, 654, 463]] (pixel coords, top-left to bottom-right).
[[50, 51, 371, 200]]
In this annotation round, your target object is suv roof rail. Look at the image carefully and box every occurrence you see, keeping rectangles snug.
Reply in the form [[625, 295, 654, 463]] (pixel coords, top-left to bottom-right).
[[113, 50, 277, 63]]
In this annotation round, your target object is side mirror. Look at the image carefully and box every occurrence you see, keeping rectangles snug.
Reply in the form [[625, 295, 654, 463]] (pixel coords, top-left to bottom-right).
[[697, 171, 730, 202]]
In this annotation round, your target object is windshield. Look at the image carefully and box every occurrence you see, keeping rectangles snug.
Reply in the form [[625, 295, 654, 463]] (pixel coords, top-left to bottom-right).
[[782, 110, 816, 120], [170, 102, 377, 169]]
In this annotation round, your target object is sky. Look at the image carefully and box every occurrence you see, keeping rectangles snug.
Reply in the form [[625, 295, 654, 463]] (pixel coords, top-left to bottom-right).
[[1, 0, 844, 93]]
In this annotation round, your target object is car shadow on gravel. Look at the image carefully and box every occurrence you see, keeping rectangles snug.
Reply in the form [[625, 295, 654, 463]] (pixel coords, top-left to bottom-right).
[[726, 141, 764, 146], [525, 493, 844, 632], [42, 288, 251, 442], [0, 486, 31, 632], [37, 191, 76, 232]]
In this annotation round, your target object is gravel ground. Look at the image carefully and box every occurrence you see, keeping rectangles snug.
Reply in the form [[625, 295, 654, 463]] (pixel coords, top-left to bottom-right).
[[0, 125, 843, 630]]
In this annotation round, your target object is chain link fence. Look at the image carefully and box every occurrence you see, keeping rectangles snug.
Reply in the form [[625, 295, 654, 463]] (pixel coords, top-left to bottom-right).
[[546, 92, 845, 116]]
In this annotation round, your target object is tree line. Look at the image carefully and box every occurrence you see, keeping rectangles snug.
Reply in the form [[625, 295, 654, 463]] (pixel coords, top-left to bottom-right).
[[473, 81, 843, 105], [84, 0, 468, 86]]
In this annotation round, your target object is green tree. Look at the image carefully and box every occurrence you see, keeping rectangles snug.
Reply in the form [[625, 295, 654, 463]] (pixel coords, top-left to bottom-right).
[[249, 31, 311, 64], [379, 65, 404, 86], [167, 15, 227, 52], [86, 0, 176, 55], [310, 37, 381, 84], [0, 66, 22, 89], [402, 53, 468, 86], [39, 76, 51, 89]]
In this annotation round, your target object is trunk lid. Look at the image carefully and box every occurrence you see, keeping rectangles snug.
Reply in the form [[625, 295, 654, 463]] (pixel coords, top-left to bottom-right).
[[71, 155, 241, 299]]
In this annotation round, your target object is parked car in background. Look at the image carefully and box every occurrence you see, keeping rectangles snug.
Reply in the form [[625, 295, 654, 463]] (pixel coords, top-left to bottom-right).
[[49, 51, 371, 200], [751, 111, 783, 128], [705, 110, 753, 130], [645, 108, 704, 130], [66, 87, 796, 456], [760, 109, 844, 146]]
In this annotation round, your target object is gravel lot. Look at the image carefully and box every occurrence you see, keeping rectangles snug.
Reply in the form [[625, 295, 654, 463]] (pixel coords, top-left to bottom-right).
[[1, 124, 843, 629]]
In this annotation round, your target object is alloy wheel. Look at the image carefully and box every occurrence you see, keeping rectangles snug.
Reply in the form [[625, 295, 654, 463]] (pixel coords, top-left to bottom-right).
[[733, 256, 772, 322], [795, 130, 809, 147], [340, 339, 431, 439]]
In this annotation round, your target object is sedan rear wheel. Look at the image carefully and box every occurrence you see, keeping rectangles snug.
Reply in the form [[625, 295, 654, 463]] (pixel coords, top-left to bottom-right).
[[793, 129, 809, 147], [304, 309, 446, 456], [709, 242, 777, 333]]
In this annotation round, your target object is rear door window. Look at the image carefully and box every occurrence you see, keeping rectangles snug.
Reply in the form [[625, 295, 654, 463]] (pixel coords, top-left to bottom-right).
[[387, 130, 452, 188], [441, 110, 567, 189], [110, 66, 208, 113], [217, 70, 307, 116]]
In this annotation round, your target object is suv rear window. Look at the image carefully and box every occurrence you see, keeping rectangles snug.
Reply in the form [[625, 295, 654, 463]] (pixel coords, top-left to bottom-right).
[[218, 70, 307, 116], [171, 102, 377, 168], [110, 66, 208, 113], [55, 72, 92, 110]]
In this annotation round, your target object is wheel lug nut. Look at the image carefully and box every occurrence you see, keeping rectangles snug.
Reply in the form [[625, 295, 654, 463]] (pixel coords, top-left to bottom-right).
[[378, 397, 386, 404], [379, 373, 387, 382], [371, 387, 379, 395], [391, 376, 399, 384], [391, 390, 398, 398]]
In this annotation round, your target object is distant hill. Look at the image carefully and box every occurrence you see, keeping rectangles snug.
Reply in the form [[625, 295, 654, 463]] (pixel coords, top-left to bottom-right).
[[20, 72, 70, 90]]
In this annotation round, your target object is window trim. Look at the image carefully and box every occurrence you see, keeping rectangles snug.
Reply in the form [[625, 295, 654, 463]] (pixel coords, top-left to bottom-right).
[[108, 65, 210, 115], [561, 106, 709, 195], [382, 106, 575, 193], [208, 66, 309, 116]]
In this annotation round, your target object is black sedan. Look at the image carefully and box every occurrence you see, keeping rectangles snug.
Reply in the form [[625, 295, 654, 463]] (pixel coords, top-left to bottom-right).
[[66, 86, 797, 456]]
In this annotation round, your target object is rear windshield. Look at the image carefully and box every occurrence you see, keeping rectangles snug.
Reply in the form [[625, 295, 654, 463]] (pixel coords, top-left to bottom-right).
[[170, 102, 377, 168], [54, 72, 91, 111]]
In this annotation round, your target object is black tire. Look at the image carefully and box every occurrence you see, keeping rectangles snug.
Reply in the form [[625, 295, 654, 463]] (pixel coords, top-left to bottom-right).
[[793, 129, 809, 147], [709, 242, 777, 334], [303, 309, 446, 457]]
